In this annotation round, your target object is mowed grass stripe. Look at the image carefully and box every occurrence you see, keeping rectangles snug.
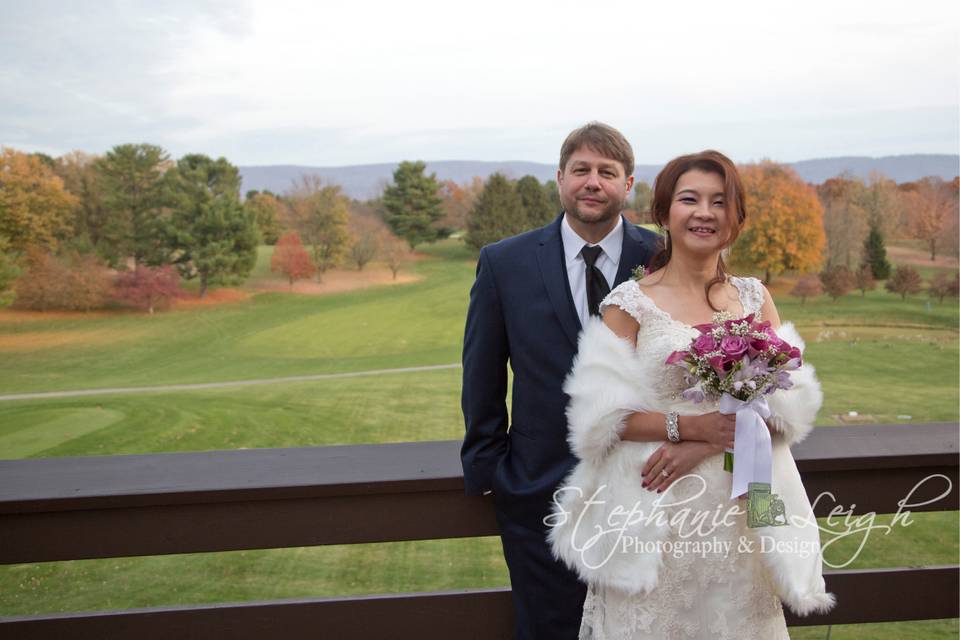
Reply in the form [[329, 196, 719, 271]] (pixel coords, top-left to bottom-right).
[[0, 363, 462, 402]]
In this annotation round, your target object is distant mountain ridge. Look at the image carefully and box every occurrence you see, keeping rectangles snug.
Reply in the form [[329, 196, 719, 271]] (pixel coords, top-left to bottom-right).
[[239, 154, 959, 200]]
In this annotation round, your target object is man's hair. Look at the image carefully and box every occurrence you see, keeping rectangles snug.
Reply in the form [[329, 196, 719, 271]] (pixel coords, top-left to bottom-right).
[[559, 122, 635, 177]]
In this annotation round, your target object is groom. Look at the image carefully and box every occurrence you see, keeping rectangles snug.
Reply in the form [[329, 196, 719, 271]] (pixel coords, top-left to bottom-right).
[[461, 122, 658, 638]]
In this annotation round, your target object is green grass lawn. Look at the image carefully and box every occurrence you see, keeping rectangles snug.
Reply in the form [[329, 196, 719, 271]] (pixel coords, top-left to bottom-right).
[[0, 238, 956, 637]]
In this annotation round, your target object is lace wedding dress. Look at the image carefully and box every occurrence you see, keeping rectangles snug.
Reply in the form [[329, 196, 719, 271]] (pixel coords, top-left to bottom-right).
[[577, 276, 790, 640]]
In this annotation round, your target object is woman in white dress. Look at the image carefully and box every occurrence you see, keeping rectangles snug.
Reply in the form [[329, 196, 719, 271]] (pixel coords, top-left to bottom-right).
[[547, 150, 835, 639]]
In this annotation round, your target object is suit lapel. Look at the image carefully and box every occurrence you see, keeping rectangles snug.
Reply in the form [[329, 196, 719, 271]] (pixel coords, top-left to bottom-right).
[[615, 218, 654, 287], [537, 215, 581, 349]]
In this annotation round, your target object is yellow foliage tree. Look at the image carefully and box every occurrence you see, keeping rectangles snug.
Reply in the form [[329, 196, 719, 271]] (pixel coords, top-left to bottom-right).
[[734, 162, 825, 283], [0, 148, 77, 252]]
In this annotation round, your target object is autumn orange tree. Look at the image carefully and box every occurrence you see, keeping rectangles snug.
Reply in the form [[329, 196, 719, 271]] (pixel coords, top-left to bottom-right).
[[734, 162, 825, 283], [900, 177, 954, 261], [437, 178, 482, 232], [271, 231, 315, 286], [13, 246, 112, 311], [0, 148, 77, 252]]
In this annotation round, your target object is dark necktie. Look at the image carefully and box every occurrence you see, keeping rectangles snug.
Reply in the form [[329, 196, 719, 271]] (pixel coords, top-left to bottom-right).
[[580, 244, 610, 318]]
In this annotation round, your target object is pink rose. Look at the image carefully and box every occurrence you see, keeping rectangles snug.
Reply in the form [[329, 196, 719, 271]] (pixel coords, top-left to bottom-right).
[[665, 349, 688, 365], [707, 354, 727, 376], [692, 334, 718, 355], [720, 335, 748, 359], [748, 336, 769, 357], [693, 322, 716, 335], [763, 328, 785, 350]]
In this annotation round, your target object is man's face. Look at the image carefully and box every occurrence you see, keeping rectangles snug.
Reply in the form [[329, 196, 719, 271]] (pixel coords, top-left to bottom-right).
[[557, 146, 634, 226]]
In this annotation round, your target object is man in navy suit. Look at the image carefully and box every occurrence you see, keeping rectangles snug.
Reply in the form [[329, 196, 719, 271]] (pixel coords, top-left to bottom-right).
[[461, 122, 658, 638]]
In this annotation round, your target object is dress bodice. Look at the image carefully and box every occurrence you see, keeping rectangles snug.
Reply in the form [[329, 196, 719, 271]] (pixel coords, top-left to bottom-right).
[[599, 276, 765, 407]]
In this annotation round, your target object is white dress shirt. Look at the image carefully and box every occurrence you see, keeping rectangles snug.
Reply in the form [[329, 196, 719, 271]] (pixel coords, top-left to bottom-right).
[[561, 214, 623, 327]]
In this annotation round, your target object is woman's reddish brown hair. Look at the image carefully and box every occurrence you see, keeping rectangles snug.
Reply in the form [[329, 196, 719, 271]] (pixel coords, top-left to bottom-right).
[[648, 150, 747, 311]]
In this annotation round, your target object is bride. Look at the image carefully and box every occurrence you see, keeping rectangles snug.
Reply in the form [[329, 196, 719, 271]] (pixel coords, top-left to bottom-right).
[[547, 150, 835, 639]]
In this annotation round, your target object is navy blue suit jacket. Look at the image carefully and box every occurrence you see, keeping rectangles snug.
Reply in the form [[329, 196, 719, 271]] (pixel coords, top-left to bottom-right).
[[460, 214, 658, 515]]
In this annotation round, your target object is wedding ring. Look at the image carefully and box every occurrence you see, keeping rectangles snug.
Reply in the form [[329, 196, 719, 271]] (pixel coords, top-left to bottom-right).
[[661, 469, 670, 478]]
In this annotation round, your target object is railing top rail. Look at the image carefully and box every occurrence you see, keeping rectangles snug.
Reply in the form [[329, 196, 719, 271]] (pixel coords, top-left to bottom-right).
[[0, 422, 956, 515]]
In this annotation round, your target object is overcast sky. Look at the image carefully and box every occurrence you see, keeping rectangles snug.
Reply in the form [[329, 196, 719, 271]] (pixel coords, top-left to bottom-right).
[[2, 0, 958, 166]]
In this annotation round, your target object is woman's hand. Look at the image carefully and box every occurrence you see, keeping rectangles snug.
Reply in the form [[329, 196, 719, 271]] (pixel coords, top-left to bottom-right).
[[641, 441, 723, 493], [682, 412, 736, 449]]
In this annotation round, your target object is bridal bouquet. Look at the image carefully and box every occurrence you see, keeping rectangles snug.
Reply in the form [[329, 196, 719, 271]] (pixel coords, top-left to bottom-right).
[[665, 314, 802, 517], [665, 313, 802, 406]]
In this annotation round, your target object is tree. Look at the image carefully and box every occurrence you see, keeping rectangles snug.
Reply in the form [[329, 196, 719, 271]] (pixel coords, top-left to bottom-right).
[[437, 178, 482, 233], [734, 162, 825, 283], [817, 176, 868, 269], [270, 231, 315, 286], [819, 265, 855, 300], [927, 271, 959, 303], [862, 225, 892, 280], [95, 143, 171, 266], [54, 151, 122, 263], [382, 233, 411, 280], [465, 173, 525, 251], [244, 190, 284, 245], [382, 161, 443, 249], [0, 235, 20, 306], [348, 214, 390, 270], [854, 264, 876, 296], [901, 177, 953, 261], [516, 175, 555, 229], [631, 181, 653, 220], [0, 148, 77, 252], [944, 177, 960, 258], [884, 265, 922, 300], [789, 274, 822, 305], [543, 179, 562, 214], [860, 172, 902, 239], [114, 265, 181, 313], [163, 154, 259, 298], [285, 176, 350, 280], [13, 247, 112, 311]]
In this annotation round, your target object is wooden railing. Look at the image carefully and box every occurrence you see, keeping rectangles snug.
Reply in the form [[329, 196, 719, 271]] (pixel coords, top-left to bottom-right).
[[1, 422, 957, 638]]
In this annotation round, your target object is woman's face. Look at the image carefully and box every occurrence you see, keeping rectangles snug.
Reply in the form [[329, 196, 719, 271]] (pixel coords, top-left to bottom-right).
[[666, 169, 730, 257]]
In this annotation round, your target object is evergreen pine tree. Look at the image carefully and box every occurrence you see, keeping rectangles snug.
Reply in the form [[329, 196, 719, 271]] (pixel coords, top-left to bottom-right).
[[862, 224, 892, 280], [515, 175, 554, 230], [382, 161, 443, 249], [465, 174, 525, 251], [162, 154, 259, 298]]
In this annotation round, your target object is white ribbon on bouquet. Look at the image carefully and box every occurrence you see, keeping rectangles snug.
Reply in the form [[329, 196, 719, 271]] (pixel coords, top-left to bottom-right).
[[719, 393, 772, 500]]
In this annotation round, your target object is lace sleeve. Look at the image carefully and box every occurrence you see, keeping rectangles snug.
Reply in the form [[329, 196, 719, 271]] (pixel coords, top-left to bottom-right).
[[731, 276, 765, 317], [599, 280, 645, 324]]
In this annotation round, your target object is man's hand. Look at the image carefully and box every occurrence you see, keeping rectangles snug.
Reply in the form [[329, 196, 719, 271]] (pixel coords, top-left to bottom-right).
[[641, 441, 723, 493]]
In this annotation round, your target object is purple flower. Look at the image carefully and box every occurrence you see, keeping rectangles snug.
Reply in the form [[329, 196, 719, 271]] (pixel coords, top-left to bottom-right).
[[692, 334, 718, 355], [720, 335, 748, 360], [682, 385, 706, 403]]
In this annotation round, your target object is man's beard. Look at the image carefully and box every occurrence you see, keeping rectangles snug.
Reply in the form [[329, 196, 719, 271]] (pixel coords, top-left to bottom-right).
[[561, 192, 626, 226]]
